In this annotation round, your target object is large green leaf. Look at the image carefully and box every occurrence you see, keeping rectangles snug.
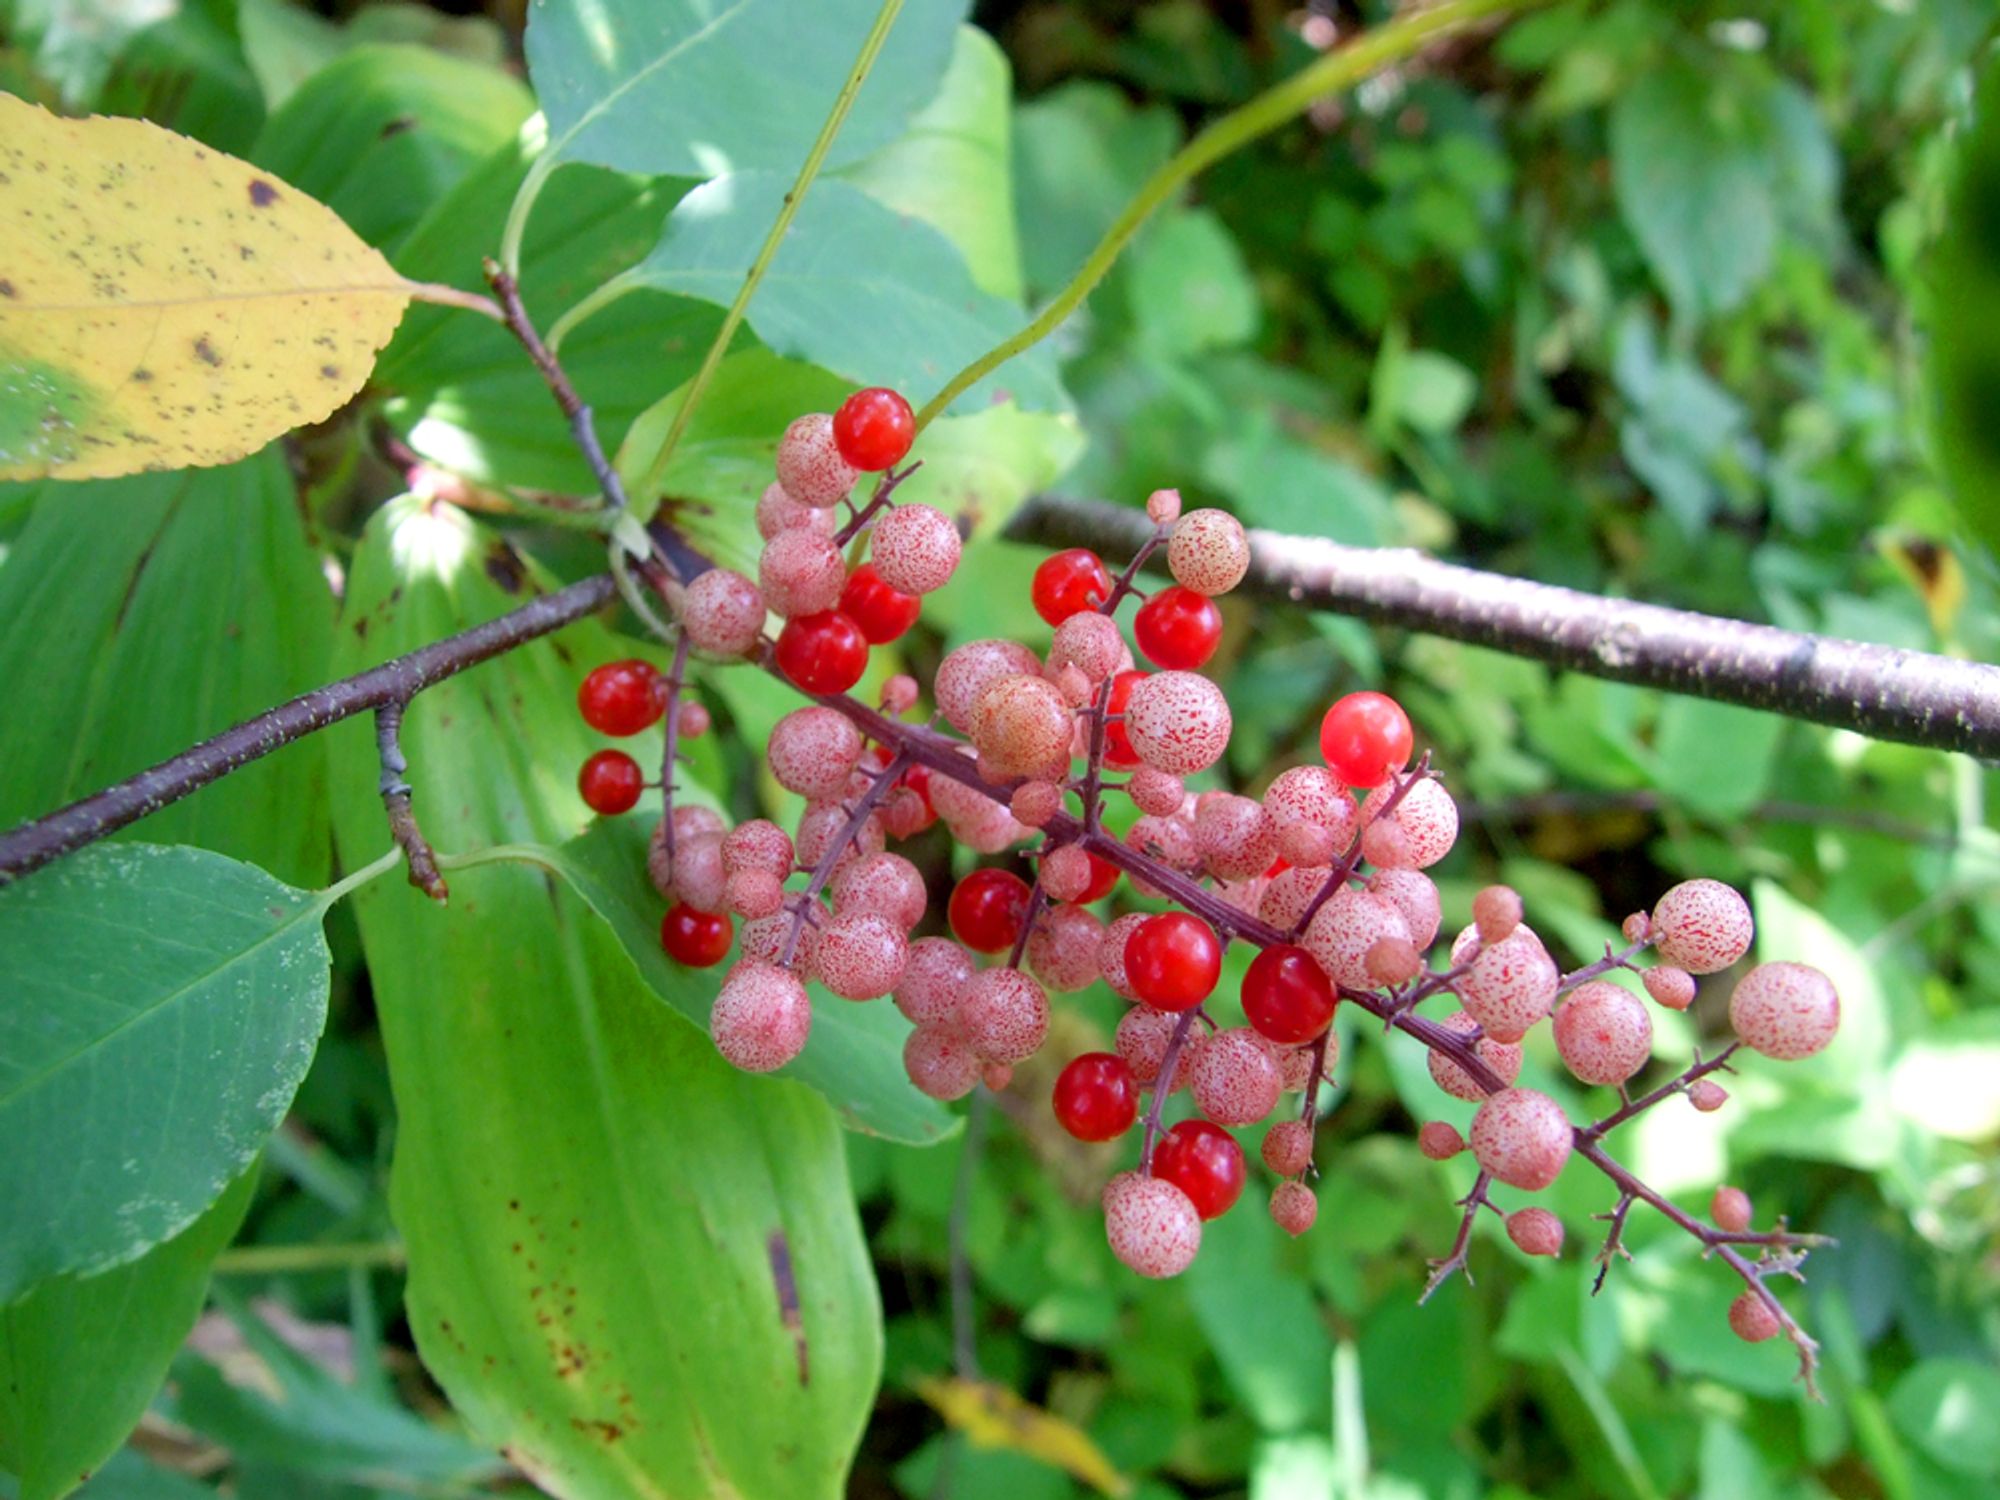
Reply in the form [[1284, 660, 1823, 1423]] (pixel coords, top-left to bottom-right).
[[608, 173, 1068, 415], [522, 0, 965, 184], [1928, 50, 2000, 557], [327, 496, 881, 1498], [0, 450, 333, 889], [0, 1170, 256, 1500], [0, 846, 332, 1299]]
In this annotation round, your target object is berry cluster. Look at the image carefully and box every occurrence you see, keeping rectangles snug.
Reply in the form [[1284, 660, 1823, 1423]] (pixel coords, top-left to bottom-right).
[[572, 391, 1842, 1382]]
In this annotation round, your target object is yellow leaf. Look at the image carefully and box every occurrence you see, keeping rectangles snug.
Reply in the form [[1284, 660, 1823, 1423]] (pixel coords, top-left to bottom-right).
[[0, 94, 412, 480], [1881, 534, 1966, 638], [914, 1374, 1134, 1497]]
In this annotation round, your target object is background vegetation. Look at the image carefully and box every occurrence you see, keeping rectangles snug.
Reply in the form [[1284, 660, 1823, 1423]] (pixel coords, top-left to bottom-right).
[[1, 2, 1997, 1498]]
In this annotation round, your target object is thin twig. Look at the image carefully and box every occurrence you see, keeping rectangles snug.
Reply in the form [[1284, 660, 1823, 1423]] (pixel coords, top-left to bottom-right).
[[1138, 1011, 1200, 1174], [1421, 1171, 1497, 1303], [374, 702, 447, 902]]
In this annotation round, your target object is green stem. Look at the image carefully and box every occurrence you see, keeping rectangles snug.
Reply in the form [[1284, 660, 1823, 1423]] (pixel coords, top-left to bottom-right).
[[435, 843, 561, 875], [213, 1241, 407, 1275], [546, 271, 640, 354], [499, 149, 556, 280], [627, 0, 908, 503], [912, 0, 1538, 432], [316, 846, 403, 910]]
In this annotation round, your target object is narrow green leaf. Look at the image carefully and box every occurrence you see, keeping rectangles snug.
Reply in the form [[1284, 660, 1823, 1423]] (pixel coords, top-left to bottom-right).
[[0, 846, 332, 1300], [1888, 1359, 2000, 1478]]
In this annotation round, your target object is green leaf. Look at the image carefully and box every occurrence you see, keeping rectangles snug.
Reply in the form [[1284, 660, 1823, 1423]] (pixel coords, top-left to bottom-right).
[[1647, 697, 1785, 820], [0, 1169, 255, 1500], [1888, 1360, 2000, 1477], [1126, 208, 1259, 358], [1012, 81, 1180, 299], [0, 844, 331, 1300], [523, 0, 965, 183], [1183, 1194, 1332, 1433], [537, 817, 956, 1145], [611, 173, 1067, 416], [0, 451, 333, 889], [326, 496, 881, 1498], [249, 44, 532, 251]]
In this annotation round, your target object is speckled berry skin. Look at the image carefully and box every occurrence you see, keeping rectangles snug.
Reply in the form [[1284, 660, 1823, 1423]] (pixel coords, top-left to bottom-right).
[[1426, 1009, 1524, 1101], [904, 1025, 981, 1100], [1469, 1087, 1573, 1192], [962, 967, 1051, 1064], [1506, 1207, 1564, 1256], [1554, 980, 1656, 1086], [1050, 611, 1124, 682], [812, 911, 908, 1000], [1457, 930, 1560, 1043], [1258, 866, 1329, 932], [1166, 508, 1250, 595], [832, 852, 927, 931], [1261, 1119, 1314, 1175], [1644, 965, 1697, 1010], [1651, 879, 1754, 974], [1194, 793, 1277, 881], [711, 962, 811, 1073], [893, 937, 974, 1028], [1367, 868, 1442, 950], [1114, 1006, 1186, 1089], [757, 527, 847, 619], [934, 638, 1044, 733], [1026, 902, 1106, 993], [971, 672, 1075, 780], [1269, 1181, 1318, 1236], [1712, 1186, 1752, 1232], [870, 503, 961, 594], [1728, 961, 1839, 1060], [1363, 777, 1459, 868], [682, 567, 767, 656], [1189, 1028, 1283, 1126], [1729, 1290, 1781, 1343], [1103, 1172, 1202, 1277], [721, 819, 793, 878], [1418, 1121, 1464, 1160], [1124, 670, 1232, 776], [775, 413, 857, 509], [1304, 889, 1411, 989], [755, 480, 834, 540], [767, 707, 862, 800]]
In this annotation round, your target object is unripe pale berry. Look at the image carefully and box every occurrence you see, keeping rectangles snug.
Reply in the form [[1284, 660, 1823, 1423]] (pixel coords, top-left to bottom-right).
[[1104, 1172, 1201, 1278], [1278, 1040, 1327, 1092], [1189, 1028, 1283, 1127], [880, 673, 919, 716], [1099, 912, 1152, 1001], [682, 567, 767, 656], [1687, 1079, 1729, 1112], [1360, 819, 1413, 869], [1026, 903, 1105, 993], [724, 869, 785, 920], [1125, 814, 1198, 873], [1128, 766, 1187, 818], [1644, 965, 1697, 1010], [972, 672, 1074, 781], [1622, 911, 1652, 944], [1124, 670, 1232, 776], [723, 819, 794, 878], [1366, 936, 1422, 986], [869, 502, 961, 595], [1115, 1006, 1188, 1089], [893, 937, 974, 1028], [1194, 793, 1277, 881], [1363, 777, 1459, 868], [739, 912, 806, 968], [1507, 1207, 1564, 1257], [1167, 508, 1250, 595], [1427, 1009, 1524, 1101], [1050, 611, 1124, 683], [1469, 1088, 1573, 1191], [768, 707, 863, 800], [1263, 765, 1356, 843], [1278, 822, 1335, 867], [712, 962, 811, 1072], [1040, 844, 1092, 903], [1270, 1181, 1318, 1236], [1729, 961, 1839, 1060], [1259, 866, 1330, 932], [831, 852, 927, 931], [677, 701, 711, 738], [1145, 487, 1183, 526], [982, 1062, 1014, 1092], [1651, 879, 1754, 974], [935, 639, 1044, 733], [1457, 930, 1560, 1043], [1262, 1119, 1313, 1175], [775, 413, 857, 509], [1473, 885, 1523, 947], [962, 967, 1050, 1064], [811, 911, 907, 1000], [1418, 1121, 1464, 1160], [1305, 889, 1411, 989], [1011, 780, 1064, 828], [758, 528, 847, 618], [672, 831, 727, 913], [756, 479, 836, 540], [794, 800, 883, 870], [1553, 980, 1655, 1087], [1712, 1185, 1752, 1233], [1728, 1290, 1781, 1343], [1367, 868, 1442, 951], [905, 1025, 980, 1100]]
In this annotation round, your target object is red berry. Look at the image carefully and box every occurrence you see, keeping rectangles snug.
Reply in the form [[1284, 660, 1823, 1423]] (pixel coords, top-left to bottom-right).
[[1052, 1052, 1139, 1141], [1241, 944, 1337, 1045], [661, 903, 733, 967], [839, 562, 921, 644], [774, 610, 869, 694], [578, 749, 644, 814], [1031, 548, 1113, 625], [1151, 1120, 1245, 1220], [1318, 691, 1413, 789], [948, 867, 1032, 954], [1133, 586, 1223, 670], [577, 659, 662, 736], [1125, 912, 1222, 1011], [1102, 669, 1148, 770], [832, 386, 915, 471]]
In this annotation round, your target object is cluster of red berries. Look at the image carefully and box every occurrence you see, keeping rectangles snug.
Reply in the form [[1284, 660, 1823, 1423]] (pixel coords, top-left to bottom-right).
[[572, 391, 1840, 1344]]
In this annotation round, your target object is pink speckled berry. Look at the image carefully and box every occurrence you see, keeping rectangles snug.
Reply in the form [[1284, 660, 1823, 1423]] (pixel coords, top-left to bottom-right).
[[1190, 1027, 1283, 1126], [794, 800, 883, 870], [1651, 879, 1754, 974], [1125, 813, 1199, 872], [1011, 780, 1064, 829], [711, 961, 811, 1072], [1426, 1009, 1524, 1101], [1712, 1185, 1752, 1232], [1276, 822, 1334, 868], [832, 852, 927, 931], [1194, 793, 1277, 881], [1114, 1005, 1187, 1090], [972, 673, 1075, 781], [682, 567, 767, 656], [1269, 1181, 1318, 1236], [1507, 1207, 1564, 1257], [1027, 903, 1105, 993], [935, 639, 1044, 733], [1554, 980, 1655, 1086], [649, 806, 726, 897], [1418, 1121, 1464, 1160], [1622, 911, 1652, 944], [1474, 885, 1523, 946], [768, 707, 862, 800], [1365, 936, 1421, 985], [1039, 844, 1091, 903], [1167, 508, 1250, 596], [1728, 961, 1839, 1060], [905, 1024, 980, 1100], [1124, 670, 1232, 776], [1687, 1079, 1729, 1112], [1729, 1290, 1780, 1343], [775, 413, 857, 509], [869, 502, 960, 595], [1278, 1042, 1326, 1092], [1125, 766, 1183, 819], [1050, 611, 1124, 683], [1146, 488, 1183, 526], [1644, 965, 1697, 1010], [1469, 1087, 1573, 1191], [757, 527, 847, 619], [1098, 912, 1151, 1001], [1362, 777, 1459, 869], [961, 967, 1050, 1064], [1304, 888, 1411, 989], [811, 911, 907, 1000], [722, 819, 794, 878], [1259, 866, 1330, 932], [673, 831, 727, 914], [1457, 930, 1560, 1043], [1264, 765, 1356, 842], [1261, 1119, 1313, 1175], [880, 674, 919, 716], [738, 912, 808, 969], [893, 937, 974, 1029], [724, 869, 784, 919], [1360, 819, 1412, 869], [1367, 868, 1441, 951], [756, 479, 836, 540], [1104, 1172, 1201, 1277]]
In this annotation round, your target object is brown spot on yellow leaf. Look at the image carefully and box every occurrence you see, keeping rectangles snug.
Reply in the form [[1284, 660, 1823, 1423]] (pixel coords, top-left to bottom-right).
[[193, 336, 221, 367], [248, 179, 278, 207]]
